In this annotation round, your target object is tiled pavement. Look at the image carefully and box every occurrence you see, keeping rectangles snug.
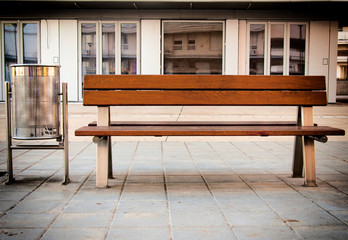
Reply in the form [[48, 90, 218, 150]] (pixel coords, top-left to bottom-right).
[[0, 140, 347, 240]]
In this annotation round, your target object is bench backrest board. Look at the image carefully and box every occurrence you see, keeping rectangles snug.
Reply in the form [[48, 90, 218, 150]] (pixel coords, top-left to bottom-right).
[[83, 75, 327, 106]]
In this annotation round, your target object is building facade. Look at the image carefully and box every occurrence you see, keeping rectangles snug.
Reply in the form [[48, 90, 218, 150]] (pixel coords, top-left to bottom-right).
[[1, 0, 347, 102]]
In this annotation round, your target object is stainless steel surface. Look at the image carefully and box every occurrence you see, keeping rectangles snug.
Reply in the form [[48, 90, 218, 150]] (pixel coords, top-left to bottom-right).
[[62, 83, 70, 184], [5, 82, 14, 184], [10, 145, 64, 150], [11, 64, 61, 140]]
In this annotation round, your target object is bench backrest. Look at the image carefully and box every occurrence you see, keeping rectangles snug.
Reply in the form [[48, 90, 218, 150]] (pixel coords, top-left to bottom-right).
[[83, 75, 327, 106]]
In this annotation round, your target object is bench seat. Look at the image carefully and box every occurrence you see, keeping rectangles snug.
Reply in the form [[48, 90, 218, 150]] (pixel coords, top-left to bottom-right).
[[76, 125, 344, 137]]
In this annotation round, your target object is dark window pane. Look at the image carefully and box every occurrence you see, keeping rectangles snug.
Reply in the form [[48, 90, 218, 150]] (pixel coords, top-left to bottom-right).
[[81, 23, 97, 77], [4, 23, 18, 83], [121, 23, 137, 74], [270, 24, 284, 75], [102, 23, 115, 74], [290, 24, 306, 75], [22, 23, 38, 64], [249, 24, 265, 75]]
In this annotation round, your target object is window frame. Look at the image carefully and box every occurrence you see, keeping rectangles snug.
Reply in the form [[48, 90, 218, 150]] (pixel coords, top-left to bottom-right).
[[78, 20, 140, 100], [1, 20, 40, 100], [246, 21, 309, 75], [161, 20, 226, 75]]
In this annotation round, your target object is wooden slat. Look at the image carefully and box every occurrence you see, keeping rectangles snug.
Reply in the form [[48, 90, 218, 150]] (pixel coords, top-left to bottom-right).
[[88, 121, 298, 126], [83, 90, 327, 106], [84, 75, 326, 90], [75, 125, 345, 137]]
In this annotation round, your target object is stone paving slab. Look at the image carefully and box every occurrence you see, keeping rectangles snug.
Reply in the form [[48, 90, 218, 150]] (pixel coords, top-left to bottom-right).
[[0, 140, 347, 240]]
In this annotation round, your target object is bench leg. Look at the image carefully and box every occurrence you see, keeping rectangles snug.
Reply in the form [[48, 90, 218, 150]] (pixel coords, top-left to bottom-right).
[[293, 136, 304, 177], [96, 106, 111, 188], [303, 136, 317, 187], [96, 137, 109, 188], [108, 136, 113, 179], [292, 106, 304, 177], [302, 106, 317, 187]]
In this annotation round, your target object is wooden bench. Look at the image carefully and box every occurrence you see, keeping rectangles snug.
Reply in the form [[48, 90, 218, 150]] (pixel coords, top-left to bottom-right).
[[75, 75, 345, 188]]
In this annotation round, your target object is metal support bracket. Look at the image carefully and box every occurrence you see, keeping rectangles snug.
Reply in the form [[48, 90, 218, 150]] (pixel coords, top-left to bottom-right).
[[308, 135, 328, 143], [93, 136, 106, 144]]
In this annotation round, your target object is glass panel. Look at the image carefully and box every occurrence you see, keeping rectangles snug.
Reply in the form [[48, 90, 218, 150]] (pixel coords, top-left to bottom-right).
[[102, 23, 115, 74], [163, 22, 223, 74], [22, 23, 38, 64], [121, 23, 137, 74], [290, 24, 306, 75], [249, 24, 265, 75], [270, 24, 284, 75], [81, 23, 97, 78], [4, 23, 18, 83]]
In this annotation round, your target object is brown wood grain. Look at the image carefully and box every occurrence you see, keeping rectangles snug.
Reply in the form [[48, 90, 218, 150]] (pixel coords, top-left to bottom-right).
[[83, 75, 326, 90], [88, 121, 297, 126], [83, 90, 327, 106], [75, 125, 345, 137]]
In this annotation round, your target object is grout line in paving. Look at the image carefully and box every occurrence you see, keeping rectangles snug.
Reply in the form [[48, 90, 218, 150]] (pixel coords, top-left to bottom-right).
[[185, 142, 238, 239], [37, 142, 94, 239], [0, 148, 64, 218], [104, 142, 139, 240], [252, 141, 348, 226], [316, 177, 348, 195], [277, 176, 348, 227], [0, 145, 57, 185], [161, 142, 174, 240], [215, 141, 303, 239], [0, 140, 34, 165]]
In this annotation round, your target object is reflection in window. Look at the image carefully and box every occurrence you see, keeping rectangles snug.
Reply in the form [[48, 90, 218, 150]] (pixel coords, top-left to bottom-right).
[[121, 23, 137, 74], [22, 23, 38, 64], [102, 24, 115, 74], [249, 24, 265, 75], [290, 24, 306, 75], [164, 22, 223, 74], [4, 23, 17, 83], [188, 34, 195, 50], [81, 23, 96, 77], [270, 24, 284, 75]]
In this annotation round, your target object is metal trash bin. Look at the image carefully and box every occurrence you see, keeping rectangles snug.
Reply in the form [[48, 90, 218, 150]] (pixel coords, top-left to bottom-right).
[[11, 64, 60, 139]]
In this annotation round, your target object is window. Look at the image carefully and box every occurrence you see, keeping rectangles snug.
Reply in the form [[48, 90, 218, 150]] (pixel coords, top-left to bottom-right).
[[247, 22, 308, 75], [173, 40, 183, 50], [79, 21, 139, 98], [188, 37, 195, 51], [2, 21, 39, 84], [163, 21, 224, 74]]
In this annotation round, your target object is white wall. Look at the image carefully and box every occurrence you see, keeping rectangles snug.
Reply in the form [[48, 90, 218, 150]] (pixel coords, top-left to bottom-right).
[[60, 20, 78, 101], [141, 20, 161, 74], [40, 20, 59, 65], [308, 21, 332, 101], [225, 19, 239, 75], [329, 21, 338, 103]]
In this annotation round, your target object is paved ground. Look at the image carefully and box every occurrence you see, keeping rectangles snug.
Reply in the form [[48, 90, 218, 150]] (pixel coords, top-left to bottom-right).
[[0, 103, 347, 239]]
